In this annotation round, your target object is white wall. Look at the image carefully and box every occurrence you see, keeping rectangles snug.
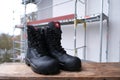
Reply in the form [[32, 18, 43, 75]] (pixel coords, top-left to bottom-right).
[[53, 0, 85, 17], [53, 0, 120, 62], [36, 0, 53, 20], [108, 0, 120, 62]]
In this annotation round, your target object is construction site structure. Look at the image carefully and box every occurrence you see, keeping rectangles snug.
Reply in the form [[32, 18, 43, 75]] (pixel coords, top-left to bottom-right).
[[13, 0, 109, 62]]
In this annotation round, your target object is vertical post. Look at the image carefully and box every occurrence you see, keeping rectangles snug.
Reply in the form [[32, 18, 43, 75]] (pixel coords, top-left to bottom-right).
[[74, 0, 78, 56], [84, 0, 87, 16], [106, 19, 109, 62], [20, 29, 25, 61], [106, 0, 110, 62], [12, 11, 15, 62], [83, 22, 87, 60], [84, 0, 87, 60], [23, 0, 27, 60], [99, 0, 103, 62], [12, 38, 15, 62]]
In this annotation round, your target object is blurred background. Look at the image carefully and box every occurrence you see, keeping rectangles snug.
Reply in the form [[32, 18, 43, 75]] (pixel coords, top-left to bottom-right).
[[0, 0, 120, 63], [0, 0, 37, 63]]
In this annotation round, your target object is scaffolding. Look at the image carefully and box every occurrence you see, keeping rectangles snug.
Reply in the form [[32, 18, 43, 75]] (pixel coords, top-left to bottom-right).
[[13, 0, 109, 62], [12, 0, 28, 62]]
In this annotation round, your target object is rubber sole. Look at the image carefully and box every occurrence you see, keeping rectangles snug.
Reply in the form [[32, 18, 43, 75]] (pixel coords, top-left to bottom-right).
[[60, 65, 81, 71], [59, 62, 81, 71]]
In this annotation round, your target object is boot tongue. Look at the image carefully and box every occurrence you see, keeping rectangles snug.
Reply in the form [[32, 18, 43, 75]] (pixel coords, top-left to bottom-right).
[[54, 22, 60, 28], [48, 21, 60, 29], [48, 21, 62, 34]]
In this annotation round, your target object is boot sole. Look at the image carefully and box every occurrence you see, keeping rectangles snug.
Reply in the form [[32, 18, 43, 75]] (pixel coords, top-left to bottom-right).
[[25, 58, 60, 75], [60, 66, 81, 71], [59, 63, 81, 71]]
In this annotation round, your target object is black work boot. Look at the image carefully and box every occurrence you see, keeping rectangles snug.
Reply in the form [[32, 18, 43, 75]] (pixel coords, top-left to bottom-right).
[[25, 25, 60, 75], [44, 22, 81, 71]]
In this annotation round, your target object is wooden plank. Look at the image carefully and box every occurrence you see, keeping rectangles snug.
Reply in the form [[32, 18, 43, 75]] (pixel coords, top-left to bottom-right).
[[0, 62, 120, 80]]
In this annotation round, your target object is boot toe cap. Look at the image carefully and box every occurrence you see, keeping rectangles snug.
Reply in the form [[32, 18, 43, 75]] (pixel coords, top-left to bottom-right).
[[60, 56, 81, 71], [31, 58, 60, 75]]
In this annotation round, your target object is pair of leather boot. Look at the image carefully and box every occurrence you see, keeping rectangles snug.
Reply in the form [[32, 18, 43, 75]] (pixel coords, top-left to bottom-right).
[[25, 22, 81, 75]]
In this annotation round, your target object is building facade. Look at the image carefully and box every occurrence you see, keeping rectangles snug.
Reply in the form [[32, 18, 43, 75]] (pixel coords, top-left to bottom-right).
[[25, 0, 120, 62]]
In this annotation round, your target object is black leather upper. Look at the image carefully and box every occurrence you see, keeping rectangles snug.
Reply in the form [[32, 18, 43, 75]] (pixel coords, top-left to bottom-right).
[[45, 22, 81, 71], [25, 25, 60, 74]]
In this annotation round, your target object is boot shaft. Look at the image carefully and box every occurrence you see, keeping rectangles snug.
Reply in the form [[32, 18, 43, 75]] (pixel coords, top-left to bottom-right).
[[44, 22, 66, 53], [27, 25, 48, 54], [26, 25, 60, 75]]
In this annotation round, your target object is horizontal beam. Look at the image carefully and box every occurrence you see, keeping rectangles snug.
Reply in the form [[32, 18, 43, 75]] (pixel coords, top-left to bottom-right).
[[27, 14, 74, 25], [15, 13, 108, 28]]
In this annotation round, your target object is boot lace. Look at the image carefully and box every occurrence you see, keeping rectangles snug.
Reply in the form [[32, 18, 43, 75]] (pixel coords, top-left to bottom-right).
[[27, 27, 48, 56], [46, 28, 66, 53]]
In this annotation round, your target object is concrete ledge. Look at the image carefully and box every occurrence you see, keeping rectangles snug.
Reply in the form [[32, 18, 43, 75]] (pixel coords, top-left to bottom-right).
[[0, 62, 120, 80]]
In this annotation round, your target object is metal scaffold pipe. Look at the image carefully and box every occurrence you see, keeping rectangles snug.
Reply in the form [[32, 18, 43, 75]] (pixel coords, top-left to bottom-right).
[[99, 0, 103, 62], [84, 0, 87, 16], [74, 0, 87, 58], [106, 0, 110, 62], [83, 22, 87, 60], [74, 0, 78, 56], [106, 19, 109, 62], [23, 0, 27, 57]]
